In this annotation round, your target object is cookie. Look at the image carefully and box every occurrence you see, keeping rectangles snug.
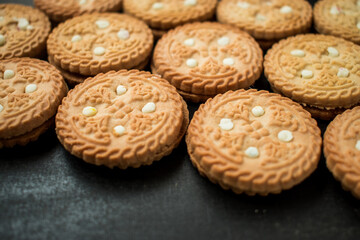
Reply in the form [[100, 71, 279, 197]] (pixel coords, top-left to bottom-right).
[[56, 70, 189, 169], [324, 106, 360, 199], [34, 0, 123, 23], [123, 0, 217, 35], [314, 0, 360, 45], [217, 0, 312, 49], [0, 4, 51, 59], [264, 34, 360, 120], [152, 22, 263, 102], [186, 89, 322, 196], [0, 58, 68, 148], [47, 13, 153, 85]]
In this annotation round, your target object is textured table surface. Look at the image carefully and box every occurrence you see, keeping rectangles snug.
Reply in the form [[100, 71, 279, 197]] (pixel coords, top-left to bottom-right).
[[1, 0, 360, 239]]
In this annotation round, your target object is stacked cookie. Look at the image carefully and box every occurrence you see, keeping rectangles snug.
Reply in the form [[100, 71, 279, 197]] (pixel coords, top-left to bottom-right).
[[47, 13, 154, 86], [124, 0, 217, 39]]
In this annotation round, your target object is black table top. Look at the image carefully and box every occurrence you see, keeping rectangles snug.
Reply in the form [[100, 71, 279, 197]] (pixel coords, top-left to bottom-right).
[[1, 0, 359, 239]]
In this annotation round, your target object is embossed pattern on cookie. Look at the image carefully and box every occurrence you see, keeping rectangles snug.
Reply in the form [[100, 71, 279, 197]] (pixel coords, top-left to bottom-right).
[[264, 34, 360, 118], [47, 13, 153, 76], [314, 0, 360, 45], [0, 4, 51, 59], [0, 58, 67, 142], [186, 89, 322, 196], [56, 70, 189, 169], [324, 106, 360, 199], [217, 0, 312, 40], [152, 22, 263, 102], [34, 0, 123, 23], [123, 0, 217, 30]]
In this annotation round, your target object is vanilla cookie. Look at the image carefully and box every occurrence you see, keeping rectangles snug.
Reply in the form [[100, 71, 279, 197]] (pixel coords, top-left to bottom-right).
[[152, 22, 263, 102], [324, 106, 360, 199], [0, 4, 51, 59], [56, 70, 189, 169], [217, 0, 312, 49], [264, 34, 360, 120], [0, 58, 68, 148], [186, 89, 322, 196], [47, 13, 153, 85], [34, 0, 123, 23], [123, 0, 217, 36], [314, 0, 360, 45]]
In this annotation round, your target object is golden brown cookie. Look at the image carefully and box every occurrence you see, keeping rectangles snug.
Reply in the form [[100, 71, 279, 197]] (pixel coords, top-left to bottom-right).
[[152, 22, 263, 102], [324, 106, 360, 199], [34, 0, 123, 23], [123, 0, 217, 31], [264, 34, 360, 120], [217, 0, 312, 48], [0, 58, 67, 148], [186, 89, 322, 196], [0, 4, 51, 59], [47, 13, 153, 85], [314, 0, 360, 45], [56, 70, 189, 169]]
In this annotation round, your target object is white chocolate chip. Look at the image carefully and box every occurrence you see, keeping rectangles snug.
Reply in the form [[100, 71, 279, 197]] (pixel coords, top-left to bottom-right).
[[0, 34, 5, 46], [117, 29, 130, 40], [217, 36, 230, 46], [116, 85, 127, 95], [71, 35, 82, 42], [223, 58, 234, 66], [113, 125, 125, 136], [278, 130, 293, 142], [152, 2, 164, 9], [358, 0, 360, 7], [96, 20, 109, 29], [337, 68, 349, 78], [0, 104, 3, 113], [255, 14, 266, 22], [93, 47, 105, 56], [79, 0, 87, 4], [357, 22, 360, 30], [25, 84, 37, 93], [330, 5, 340, 15], [26, 25, 34, 30], [3, 70, 15, 79], [186, 58, 198, 68], [17, 18, 29, 30], [280, 6, 292, 14], [0, 17, 4, 22], [356, 140, 360, 151], [301, 70, 313, 79], [252, 106, 265, 117], [237, 1, 250, 9], [245, 147, 259, 158], [184, 0, 197, 6], [219, 118, 234, 131], [184, 38, 195, 46], [82, 106, 97, 117], [327, 47, 339, 57], [290, 49, 305, 57], [142, 102, 156, 113]]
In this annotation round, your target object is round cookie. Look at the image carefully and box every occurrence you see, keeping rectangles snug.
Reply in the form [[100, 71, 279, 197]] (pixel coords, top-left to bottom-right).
[[0, 4, 51, 59], [123, 0, 217, 34], [324, 106, 360, 199], [56, 70, 189, 169], [152, 22, 263, 102], [216, 0, 312, 49], [186, 89, 322, 196], [47, 13, 153, 85], [34, 0, 123, 23], [264, 34, 360, 120], [0, 58, 68, 148], [314, 0, 360, 45]]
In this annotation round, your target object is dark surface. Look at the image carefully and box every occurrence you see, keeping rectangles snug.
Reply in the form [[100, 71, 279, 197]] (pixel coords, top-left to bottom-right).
[[1, 0, 360, 240]]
